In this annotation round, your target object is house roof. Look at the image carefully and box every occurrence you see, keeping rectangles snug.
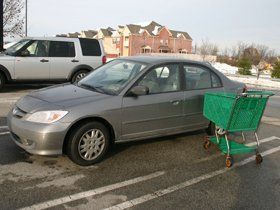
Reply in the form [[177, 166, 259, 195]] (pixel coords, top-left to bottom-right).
[[82, 30, 98, 38], [170, 30, 192, 40], [127, 21, 163, 36], [126, 24, 142, 34], [100, 28, 113, 37], [56, 34, 67, 37], [125, 21, 192, 40], [67, 32, 81, 38]]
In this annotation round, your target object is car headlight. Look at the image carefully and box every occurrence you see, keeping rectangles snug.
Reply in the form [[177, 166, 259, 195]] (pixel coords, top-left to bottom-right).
[[25, 111, 68, 124]]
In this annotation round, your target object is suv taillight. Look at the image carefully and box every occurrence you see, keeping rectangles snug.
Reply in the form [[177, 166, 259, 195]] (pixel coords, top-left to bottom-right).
[[102, 56, 107, 64]]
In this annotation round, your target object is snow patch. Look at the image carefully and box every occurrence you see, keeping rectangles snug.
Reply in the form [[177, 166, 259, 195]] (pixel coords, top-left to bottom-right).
[[177, 33, 183, 38], [228, 75, 280, 89], [135, 21, 151, 27], [139, 29, 145, 34], [212, 62, 238, 74], [152, 26, 161, 35]]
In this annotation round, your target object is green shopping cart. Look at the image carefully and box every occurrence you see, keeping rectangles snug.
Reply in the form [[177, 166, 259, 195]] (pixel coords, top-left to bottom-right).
[[203, 90, 274, 168]]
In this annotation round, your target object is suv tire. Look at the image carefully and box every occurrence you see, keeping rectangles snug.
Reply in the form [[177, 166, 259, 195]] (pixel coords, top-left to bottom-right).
[[0, 72, 5, 91], [71, 70, 89, 83], [67, 122, 110, 166]]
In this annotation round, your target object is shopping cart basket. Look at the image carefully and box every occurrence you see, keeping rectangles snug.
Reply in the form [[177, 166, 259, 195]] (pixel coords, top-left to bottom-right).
[[203, 90, 274, 168]]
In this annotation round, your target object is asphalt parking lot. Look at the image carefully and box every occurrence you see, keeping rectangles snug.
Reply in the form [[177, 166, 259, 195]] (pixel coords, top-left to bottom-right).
[[0, 84, 280, 210]]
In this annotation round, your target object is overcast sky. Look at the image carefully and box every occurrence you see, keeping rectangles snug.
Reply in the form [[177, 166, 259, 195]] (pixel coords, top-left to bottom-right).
[[27, 0, 280, 52]]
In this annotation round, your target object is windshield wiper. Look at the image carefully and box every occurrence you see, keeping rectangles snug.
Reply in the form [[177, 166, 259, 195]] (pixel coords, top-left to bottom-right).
[[78, 83, 105, 94]]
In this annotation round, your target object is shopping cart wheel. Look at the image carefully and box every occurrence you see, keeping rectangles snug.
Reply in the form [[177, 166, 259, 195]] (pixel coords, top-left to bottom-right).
[[225, 156, 234, 168], [256, 154, 263, 164], [203, 140, 211, 150]]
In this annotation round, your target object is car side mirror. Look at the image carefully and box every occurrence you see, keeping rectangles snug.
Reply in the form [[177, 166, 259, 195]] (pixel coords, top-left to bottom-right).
[[20, 50, 30, 57], [129, 85, 149, 96]]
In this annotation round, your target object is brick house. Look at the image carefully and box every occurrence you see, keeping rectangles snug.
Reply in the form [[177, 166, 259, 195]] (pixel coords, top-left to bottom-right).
[[57, 21, 192, 58], [118, 21, 192, 56]]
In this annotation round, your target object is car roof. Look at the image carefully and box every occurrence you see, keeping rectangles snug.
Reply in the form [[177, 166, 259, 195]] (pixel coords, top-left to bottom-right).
[[119, 55, 211, 66], [23, 37, 99, 42]]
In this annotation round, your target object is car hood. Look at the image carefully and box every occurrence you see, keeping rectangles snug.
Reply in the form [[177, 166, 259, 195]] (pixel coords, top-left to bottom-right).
[[0, 53, 14, 60], [16, 84, 111, 113]]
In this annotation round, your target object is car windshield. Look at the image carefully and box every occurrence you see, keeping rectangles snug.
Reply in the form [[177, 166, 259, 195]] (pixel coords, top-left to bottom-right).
[[77, 60, 147, 95], [5, 39, 31, 56]]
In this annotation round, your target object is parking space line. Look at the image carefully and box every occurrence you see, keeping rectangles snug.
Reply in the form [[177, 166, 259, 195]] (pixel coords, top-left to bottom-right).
[[19, 171, 165, 210], [104, 139, 280, 210], [262, 116, 280, 126], [0, 132, 10, 136], [246, 136, 280, 147]]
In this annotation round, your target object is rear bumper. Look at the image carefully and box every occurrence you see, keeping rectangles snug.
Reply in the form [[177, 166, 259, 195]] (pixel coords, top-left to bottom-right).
[[7, 111, 71, 156]]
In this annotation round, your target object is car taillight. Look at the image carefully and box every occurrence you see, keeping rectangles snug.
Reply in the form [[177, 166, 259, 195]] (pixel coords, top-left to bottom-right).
[[242, 85, 247, 93], [102, 56, 107, 64]]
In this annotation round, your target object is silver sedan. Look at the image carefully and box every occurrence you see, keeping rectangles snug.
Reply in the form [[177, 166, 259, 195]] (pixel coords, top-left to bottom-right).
[[7, 56, 245, 165]]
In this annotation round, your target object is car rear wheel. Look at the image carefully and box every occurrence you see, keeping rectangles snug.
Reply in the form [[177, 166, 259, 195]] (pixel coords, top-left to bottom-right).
[[0, 73, 5, 91], [206, 121, 215, 135], [67, 122, 110, 166], [71, 70, 88, 83]]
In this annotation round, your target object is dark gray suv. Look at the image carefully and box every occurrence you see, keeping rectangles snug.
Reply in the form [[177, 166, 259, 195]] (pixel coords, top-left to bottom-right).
[[7, 56, 245, 165]]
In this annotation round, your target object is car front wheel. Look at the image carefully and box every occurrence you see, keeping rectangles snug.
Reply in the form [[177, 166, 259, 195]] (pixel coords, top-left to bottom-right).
[[67, 122, 110, 166]]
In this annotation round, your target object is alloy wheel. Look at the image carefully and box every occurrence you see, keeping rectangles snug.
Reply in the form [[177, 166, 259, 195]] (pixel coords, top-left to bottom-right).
[[78, 129, 106, 161]]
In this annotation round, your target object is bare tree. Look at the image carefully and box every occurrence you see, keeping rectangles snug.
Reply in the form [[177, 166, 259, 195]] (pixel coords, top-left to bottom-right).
[[3, 0, 24, 37], [198, 39, 219, 60], [235, 42, 249, 59]]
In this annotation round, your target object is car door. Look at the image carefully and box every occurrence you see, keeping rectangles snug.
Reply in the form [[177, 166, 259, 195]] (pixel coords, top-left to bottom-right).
[[49, 40, 78, 80], [182, 64, 224, 129], [121, 63, 184, 141], [14, 40, 50, 80]]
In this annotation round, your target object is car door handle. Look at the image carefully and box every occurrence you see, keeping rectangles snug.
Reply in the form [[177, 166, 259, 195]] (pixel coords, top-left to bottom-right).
[[170, 100, 180, 105], [40, 59, 49, 63], [71, 59, 79, 63]]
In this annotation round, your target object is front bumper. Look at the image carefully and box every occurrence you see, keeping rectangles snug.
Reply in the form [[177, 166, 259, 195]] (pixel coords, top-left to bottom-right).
[[7, 111, 71, 156]]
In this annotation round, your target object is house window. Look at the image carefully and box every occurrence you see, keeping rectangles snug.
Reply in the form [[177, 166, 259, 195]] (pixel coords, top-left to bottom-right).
[[179, 49, 187, 54], [141, 48, 151, 54], [141, 46, 152, 54], [125, 36, 129, 41], [112, 37, 120, 44]]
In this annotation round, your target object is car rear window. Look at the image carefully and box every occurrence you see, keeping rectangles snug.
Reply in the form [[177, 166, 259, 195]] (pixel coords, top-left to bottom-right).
[[49, 41, 75, 57], [79, 38, 101, 56]]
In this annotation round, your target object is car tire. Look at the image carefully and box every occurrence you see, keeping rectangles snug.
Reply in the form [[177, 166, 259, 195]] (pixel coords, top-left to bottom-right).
[[67, 122, 110, 166], [0, 72, 5, 91], [205, 121, 215, 135], [71, 70, 89, 83]]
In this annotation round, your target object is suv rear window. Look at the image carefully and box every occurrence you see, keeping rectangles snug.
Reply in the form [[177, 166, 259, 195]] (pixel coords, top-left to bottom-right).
[[49, 41, 75, 57], [79, 38, 101, 56]]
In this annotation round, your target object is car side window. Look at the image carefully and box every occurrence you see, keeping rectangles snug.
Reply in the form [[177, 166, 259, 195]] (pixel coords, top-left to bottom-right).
[[24, 40, 49, 57], [138, 64, 180, 94], [79, 38, 101, 56], [184, 65, 220, 90], [211, 73, 222, 87], [49, 41, 75, 57]]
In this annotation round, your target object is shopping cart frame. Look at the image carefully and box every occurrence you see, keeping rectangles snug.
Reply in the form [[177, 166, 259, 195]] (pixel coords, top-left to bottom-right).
[[203, 90, 274, 167]]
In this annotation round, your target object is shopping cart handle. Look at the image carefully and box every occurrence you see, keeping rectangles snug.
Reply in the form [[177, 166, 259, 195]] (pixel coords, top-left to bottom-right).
[[242, 91, 275, 97]]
